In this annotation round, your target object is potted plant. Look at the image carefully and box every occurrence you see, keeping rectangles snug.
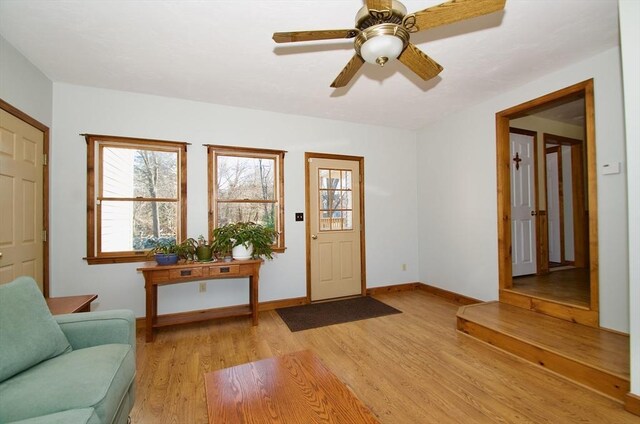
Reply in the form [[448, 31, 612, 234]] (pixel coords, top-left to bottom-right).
[[211, 222, 278, 260], [148, 239, 193, 265], [186, 235, 214, 262]]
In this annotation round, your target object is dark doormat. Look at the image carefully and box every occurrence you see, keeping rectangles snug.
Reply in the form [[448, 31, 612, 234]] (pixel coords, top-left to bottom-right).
[[276, 296, 402, 332]]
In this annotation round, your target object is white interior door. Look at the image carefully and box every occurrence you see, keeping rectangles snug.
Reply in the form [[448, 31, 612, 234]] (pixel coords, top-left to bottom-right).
[[546, 150, 562, 263], [0, 109, 44, 288], [510, 132, 537, 276], [308, 157, 362, 301]]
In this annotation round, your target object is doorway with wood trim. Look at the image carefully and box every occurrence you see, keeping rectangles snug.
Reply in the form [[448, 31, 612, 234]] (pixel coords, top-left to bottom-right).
[[496, 80, 599, 327], [0, 99, 50, 295], [305, 153, 366, 302]]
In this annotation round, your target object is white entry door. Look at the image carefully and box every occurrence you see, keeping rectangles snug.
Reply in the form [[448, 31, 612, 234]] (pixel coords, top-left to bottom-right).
[[510, 131, 537, 276], [308, 156, 362, 301], [0, 108, 45, 288]]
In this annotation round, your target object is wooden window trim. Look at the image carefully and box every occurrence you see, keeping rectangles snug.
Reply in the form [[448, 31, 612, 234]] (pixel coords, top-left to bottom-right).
[[85, 134, 189, 265], [206, 145, 286, 253]]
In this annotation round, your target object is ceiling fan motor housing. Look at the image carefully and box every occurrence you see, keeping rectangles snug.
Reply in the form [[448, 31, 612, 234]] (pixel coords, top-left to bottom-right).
[[355, 0, 407, 30]]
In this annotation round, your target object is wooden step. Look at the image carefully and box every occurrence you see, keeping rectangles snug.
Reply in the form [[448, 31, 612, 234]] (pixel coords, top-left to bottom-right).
[[457, 301, 630, 401]]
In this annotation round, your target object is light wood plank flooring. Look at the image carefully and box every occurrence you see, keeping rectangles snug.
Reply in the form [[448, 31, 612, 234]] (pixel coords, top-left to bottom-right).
[[131, 290, 637, 423], [457, 301, 629, 401], [512, 267, 590, 307]]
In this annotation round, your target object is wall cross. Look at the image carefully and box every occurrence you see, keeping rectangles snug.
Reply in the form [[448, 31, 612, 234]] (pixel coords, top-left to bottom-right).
[[513, 152, 522, 170]]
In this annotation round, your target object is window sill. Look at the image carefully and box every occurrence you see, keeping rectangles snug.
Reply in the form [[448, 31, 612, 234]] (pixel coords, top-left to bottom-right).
[[84, 255, 151, 265]]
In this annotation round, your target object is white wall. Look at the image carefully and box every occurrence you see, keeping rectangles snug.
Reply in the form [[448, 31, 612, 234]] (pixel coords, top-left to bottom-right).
[[416, 47, 628, 332], [50, 83, 419, 316], [0, 35, 52, 126], [619, 0, 640, 395]]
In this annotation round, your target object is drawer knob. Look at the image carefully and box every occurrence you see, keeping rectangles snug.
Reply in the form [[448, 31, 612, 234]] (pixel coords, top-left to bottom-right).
[[180, 270, 192, 276], [220, 267, 230, 273]]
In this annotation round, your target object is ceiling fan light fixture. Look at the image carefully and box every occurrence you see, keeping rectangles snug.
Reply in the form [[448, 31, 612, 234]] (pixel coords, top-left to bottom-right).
[[360, 35, 404, 66], [355, 23, 410, 67]]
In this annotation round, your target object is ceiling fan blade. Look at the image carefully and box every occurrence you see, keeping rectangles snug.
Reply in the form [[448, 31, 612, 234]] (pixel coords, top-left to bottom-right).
[[410, 0, 506, 32], [366, 0, 392, 11], [330, 54, 365, 88], [273, 29, 359, 43], [398, 44, 443, 81]]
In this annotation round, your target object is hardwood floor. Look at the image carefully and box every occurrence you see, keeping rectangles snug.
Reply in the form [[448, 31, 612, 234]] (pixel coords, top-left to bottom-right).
[[131, 290, 636, 423], [512, 267, 590, 307]]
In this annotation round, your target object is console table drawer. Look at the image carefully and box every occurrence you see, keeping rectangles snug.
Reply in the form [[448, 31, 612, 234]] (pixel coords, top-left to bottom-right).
[[169, 267, 204, 279], [209, 264, 240, 276]]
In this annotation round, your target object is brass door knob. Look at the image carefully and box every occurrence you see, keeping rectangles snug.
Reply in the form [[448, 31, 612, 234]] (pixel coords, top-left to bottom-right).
[[311, 234, 318, 240]]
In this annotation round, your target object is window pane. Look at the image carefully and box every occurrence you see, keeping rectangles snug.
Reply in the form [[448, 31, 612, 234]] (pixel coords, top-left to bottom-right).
[[339, 191, 352, 209], [343, 211, 353, 230], [103, 147, 177, 198], [330, 169, 341, 189], [319, 169, 330, 189], [217, 156, 275, 201], [342, 171, 352, 190], [217, 202, 276, 229], [101, 200, 177, 252], [331, 190, 342, 209], [320, 190, 330, 210]]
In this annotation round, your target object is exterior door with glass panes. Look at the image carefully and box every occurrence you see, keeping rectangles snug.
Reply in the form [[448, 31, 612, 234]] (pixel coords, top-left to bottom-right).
[[308, 156, 362, 301]]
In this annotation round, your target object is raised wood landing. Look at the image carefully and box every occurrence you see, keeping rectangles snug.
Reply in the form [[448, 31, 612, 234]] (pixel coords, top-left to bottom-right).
[[457, 301, 629, 402]]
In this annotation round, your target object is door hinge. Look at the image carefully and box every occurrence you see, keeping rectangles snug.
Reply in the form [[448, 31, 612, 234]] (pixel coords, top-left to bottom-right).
[[43, 154, 48, 166], [42, 230, 47, 242]]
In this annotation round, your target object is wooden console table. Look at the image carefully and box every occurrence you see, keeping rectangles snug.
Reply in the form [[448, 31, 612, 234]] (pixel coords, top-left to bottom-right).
[[137, 259, 262, 342]]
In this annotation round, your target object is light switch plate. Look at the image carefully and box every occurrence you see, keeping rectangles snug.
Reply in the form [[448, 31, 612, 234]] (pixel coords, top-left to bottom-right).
[[602, 162, 621, 175]]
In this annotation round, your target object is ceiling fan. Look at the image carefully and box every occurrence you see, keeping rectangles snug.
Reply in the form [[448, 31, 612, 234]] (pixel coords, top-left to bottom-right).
[[273, 0, 506, 88]]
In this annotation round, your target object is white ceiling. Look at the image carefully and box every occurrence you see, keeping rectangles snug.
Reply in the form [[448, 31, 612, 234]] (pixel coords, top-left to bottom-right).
[[0, 0, 619, 130]]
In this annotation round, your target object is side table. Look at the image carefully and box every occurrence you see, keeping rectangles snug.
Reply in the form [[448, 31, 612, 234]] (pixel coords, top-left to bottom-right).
[[46, 294, 98, 315]]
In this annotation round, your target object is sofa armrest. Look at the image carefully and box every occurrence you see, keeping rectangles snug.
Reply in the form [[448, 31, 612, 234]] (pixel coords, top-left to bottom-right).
[[55, 310, 136, 353]]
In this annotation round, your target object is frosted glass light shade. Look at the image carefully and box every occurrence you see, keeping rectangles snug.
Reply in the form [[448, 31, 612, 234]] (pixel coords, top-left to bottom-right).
[[360, 35, 404, 65]]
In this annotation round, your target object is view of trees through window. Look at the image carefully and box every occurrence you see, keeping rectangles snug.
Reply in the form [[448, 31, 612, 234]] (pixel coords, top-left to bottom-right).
[[101, 146, 179, 252], [216, 155, 276, 230], [318, 168, 353, 231]]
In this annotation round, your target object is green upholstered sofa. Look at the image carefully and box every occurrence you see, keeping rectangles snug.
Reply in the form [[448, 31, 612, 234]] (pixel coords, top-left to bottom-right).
[[0, 277, 136, 424]]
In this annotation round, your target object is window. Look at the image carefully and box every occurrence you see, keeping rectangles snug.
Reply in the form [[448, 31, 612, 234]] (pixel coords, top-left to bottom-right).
[[318, 168, 353, 231], [85, 134, 188, 264], [207, 145, 285, 252]]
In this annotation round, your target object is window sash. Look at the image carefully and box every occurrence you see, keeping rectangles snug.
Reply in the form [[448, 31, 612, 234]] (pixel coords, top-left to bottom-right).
[[207, 145, 285, 252], [85, 134, 188, 264]]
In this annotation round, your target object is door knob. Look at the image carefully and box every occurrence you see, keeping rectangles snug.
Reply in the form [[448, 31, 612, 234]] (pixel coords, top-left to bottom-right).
[[311, 234, 318, 240], [531, 210, 538, 216]]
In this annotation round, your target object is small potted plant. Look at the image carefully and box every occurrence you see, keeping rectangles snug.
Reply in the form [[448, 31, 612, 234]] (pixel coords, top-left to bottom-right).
[[189, 235, 214, 262], [211, 222, 278, 260], [148, 239, 194, 265]]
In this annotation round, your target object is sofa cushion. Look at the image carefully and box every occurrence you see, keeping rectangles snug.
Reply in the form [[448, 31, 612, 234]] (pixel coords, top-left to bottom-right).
[[6, 408, 100, 424], [0, 344, 134, 423], [0, 277, 72, 382]]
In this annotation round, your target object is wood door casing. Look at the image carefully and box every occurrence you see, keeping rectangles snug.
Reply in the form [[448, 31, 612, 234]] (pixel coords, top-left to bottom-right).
[[305, 153, 365, 302], [0, 105, 47, 292], [495, 79, 599, 327]]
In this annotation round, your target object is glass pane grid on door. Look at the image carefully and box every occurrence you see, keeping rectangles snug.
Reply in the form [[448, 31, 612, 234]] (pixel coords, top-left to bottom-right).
[[318, 168, 353, 231]]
